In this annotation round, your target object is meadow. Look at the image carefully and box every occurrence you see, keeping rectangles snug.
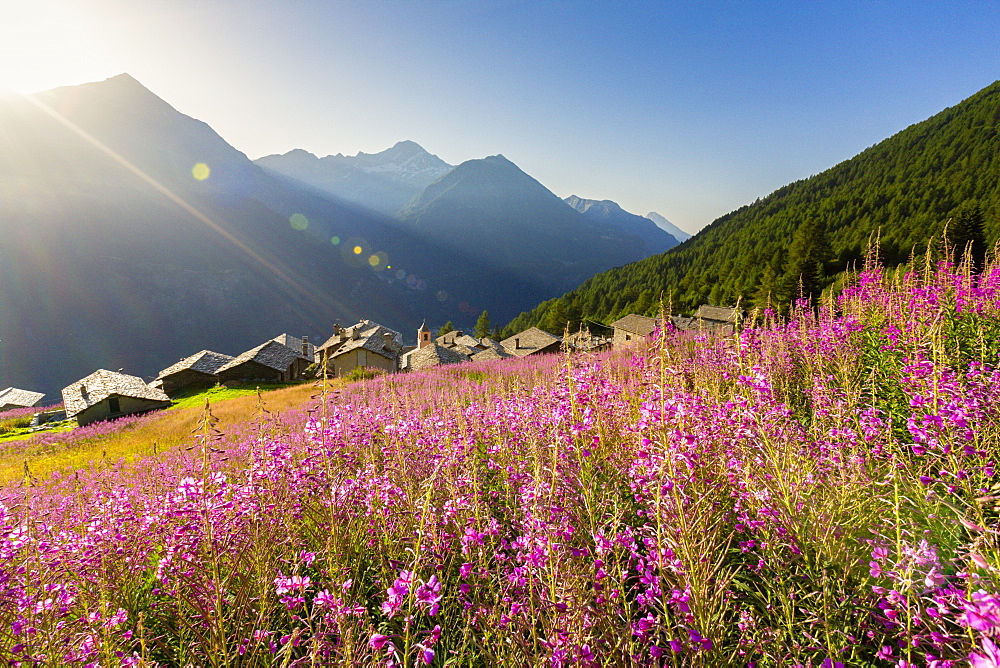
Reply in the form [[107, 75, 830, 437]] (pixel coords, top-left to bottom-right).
[[3, 254, 1000, 666]]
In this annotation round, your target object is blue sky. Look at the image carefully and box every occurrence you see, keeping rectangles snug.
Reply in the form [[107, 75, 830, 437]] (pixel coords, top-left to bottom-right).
[[3, 0, 1000, 233]]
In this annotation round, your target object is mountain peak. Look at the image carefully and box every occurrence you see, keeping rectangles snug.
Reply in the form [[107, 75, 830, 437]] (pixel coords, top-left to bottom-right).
[[644, 212, 691, 241], [390, 140, 424, 152]]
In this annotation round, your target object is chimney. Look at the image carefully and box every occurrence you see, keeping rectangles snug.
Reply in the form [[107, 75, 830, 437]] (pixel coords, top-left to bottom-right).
[[383, 332, 394, 349], [514, 338, 520, 349], [301, 336, 309, 357], [351, 328, 360, 341]]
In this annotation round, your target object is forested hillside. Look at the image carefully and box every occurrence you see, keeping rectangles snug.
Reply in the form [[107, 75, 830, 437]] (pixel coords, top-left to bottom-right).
[[505, 79, 1000, 335]]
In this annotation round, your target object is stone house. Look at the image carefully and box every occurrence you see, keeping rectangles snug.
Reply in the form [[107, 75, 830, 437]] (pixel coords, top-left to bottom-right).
[[315, 320, 403, 377], [0, 387, 45, 412], [215, 340, 312, 384], [156, 350, 235, 397], [500, 327, 562, 358], [61, 370, 171, 426], [691, 305, 742, 334], [610, 314, 661, 347]]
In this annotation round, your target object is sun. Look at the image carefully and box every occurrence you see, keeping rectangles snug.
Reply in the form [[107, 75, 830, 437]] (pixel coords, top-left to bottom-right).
[[0, 0, 117, 94]]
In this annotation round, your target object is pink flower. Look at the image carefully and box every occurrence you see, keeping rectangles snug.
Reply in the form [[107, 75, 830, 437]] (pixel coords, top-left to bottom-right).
[[971, 637, 1000, 668]]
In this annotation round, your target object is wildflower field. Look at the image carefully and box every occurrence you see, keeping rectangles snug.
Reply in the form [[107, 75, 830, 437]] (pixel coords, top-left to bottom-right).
[[5, 258, 1000, 666]]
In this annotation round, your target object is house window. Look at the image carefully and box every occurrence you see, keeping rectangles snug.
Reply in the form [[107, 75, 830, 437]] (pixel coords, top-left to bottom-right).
[[358, 350, 367, 366], [625, 334, 632, 341], [108, 396, 120, 414]]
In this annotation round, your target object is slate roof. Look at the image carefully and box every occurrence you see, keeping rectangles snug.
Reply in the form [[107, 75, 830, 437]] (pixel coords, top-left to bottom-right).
[[610, 314, 660, 337], [272, 333, 315, 358], [401, 343, 470, 372], [694, 305, 742, 323], [471, 346, 513, 363], [671, 316, 696, 331], [61, 370, 170, 419], [0, 387, 45, 408], [157, 350, 234, 379], [317, 320, 403, 361], [435, 331, 465, 346], [500, 327, 562, 358], [216, 340, 310, 375], [451, 334, 485, 350]]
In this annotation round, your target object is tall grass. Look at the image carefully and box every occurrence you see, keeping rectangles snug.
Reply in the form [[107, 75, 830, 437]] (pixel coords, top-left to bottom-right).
[[2, 257, 1000, 666]]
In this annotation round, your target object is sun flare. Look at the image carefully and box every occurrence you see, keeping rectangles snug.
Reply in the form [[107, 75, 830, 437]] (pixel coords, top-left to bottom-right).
[[0, 0, 116, 93]]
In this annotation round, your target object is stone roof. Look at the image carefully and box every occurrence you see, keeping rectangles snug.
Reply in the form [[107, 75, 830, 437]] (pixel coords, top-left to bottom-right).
[[671, 315, 696, 331], [217, 340, 310, 375], [694, 305, 742, 323], [435, 330, 465, 346], [401, 343, 470, 372], [61, 370, 170, 419], [610, 314, 660, 337], [0, 387, 45, 409], [272, 333, 315, 358], [317, 320, 403, 361], [158, 350, 234, 379], [471, 346, 513, 363], [500, 327, 562, 358], [451, 334, 485, 350]]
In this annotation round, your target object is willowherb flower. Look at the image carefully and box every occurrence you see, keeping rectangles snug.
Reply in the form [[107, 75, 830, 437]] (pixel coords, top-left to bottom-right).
[[415, 574, 443, 616], [962, 591, 1000, 634], [971, 637, 1000, 667]]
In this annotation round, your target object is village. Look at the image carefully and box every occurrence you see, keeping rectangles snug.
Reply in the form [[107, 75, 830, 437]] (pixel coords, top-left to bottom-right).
[[0, 305, 740, 428]]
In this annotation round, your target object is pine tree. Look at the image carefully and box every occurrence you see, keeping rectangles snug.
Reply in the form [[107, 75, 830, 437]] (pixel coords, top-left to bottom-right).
[[950, 201, 987, 269], [751, 263, 778, 310], [778, 218, 829, 306], [475, 310, 492, 339], [541, 300, 569, 335], [437, 321, 454, 337]]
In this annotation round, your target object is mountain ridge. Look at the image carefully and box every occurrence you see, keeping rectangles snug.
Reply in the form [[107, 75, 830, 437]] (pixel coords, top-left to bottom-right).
[[564, 195, 679, 254], [256, 140, 452, 215]]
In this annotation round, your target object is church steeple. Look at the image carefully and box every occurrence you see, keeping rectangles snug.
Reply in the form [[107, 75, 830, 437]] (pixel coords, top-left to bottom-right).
[[418, 321, 432, 349]]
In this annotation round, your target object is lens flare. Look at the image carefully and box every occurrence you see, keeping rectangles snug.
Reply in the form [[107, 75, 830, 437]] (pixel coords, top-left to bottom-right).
[[331, 236, 340, 245], [353, 246, 363, 255], [289, 213, 309, 231], [192, 163, 210, 181]]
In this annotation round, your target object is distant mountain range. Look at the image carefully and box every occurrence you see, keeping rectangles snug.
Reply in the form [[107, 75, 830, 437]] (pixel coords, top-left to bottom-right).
[[0, 74, 677, 397], [504, 78, 1000, 335], [564, 196, 679, 254], [256, 141, 452, 216]]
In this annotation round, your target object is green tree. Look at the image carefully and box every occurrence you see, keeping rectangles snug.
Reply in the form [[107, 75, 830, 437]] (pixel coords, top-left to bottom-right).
[[950, 200, 987, 269], [437, 321, 454, 337], [475, 310, 492, 339], [541, 299, 569, 335], [778, 219, 829, 306], [751, 263, 778, 310]]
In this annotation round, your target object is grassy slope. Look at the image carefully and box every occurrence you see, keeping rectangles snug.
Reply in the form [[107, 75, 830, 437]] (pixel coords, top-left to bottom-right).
[[0, 381, 339, 485]]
